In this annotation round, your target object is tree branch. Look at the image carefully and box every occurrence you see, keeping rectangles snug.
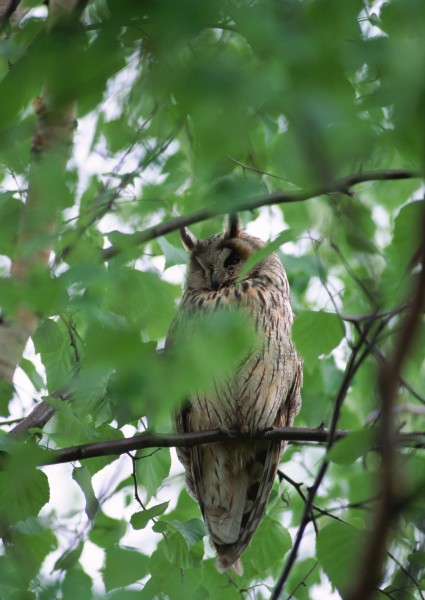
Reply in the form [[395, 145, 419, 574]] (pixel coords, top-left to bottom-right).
[[33, 427, 425, 467], [102, 169, 422, 260], [270, 317, 385, 599], [0, 0, 84, 392], [0, 0, 26, 32], [346, 205, 425, 599], [9, 387, 71, 438]]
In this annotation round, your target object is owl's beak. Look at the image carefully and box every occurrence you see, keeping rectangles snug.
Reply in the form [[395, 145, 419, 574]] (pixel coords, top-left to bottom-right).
[[211, 272, 221, 291]]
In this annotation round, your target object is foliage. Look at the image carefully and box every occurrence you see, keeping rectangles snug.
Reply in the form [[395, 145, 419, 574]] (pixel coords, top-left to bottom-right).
[[0, 0, 424, 598]]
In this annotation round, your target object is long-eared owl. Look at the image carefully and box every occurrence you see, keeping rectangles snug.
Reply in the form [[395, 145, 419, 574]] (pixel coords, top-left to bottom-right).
[[167, 215, 302, 574]]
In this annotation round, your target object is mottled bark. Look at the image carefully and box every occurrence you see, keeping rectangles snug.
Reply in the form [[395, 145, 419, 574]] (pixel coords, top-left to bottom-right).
[[0, 0, 81, 392]]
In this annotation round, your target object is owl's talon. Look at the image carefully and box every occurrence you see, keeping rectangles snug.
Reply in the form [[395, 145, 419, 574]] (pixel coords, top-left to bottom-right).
[[220, 427, 240, 438], [261, 426, 274, 434]]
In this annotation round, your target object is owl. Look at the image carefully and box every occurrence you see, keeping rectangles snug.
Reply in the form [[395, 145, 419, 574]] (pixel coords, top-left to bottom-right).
[[168, 215, 302, 574]]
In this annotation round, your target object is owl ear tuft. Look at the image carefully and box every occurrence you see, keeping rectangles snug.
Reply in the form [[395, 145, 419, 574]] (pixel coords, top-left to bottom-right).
[[180, 227, 198, 252], [225, 214, 242, 239]]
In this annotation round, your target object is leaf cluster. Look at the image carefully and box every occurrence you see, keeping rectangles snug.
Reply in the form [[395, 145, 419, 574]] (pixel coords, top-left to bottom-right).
[[0, 1, 424, 599]]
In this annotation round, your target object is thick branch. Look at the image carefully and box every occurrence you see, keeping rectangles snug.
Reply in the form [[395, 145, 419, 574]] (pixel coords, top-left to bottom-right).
[[0, 0, 83, 390], [34, 427, 424, 467], [0, 0, 28, 30], [103, 169, 421, 259]]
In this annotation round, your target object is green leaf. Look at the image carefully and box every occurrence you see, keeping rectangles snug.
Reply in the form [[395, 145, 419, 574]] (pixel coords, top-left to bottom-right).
[[161, 518, 206, 548], [0, 380, 13, 416], [152, 519, 206, 568], [292, 311, 345, 366], [0, 555, 25, 597], [19, 358, 44, 392], [53, 542, 84, 572], [62, 568, 92, 600], [130, 501, 169, 530], [72, 466, 99, 520], [158, 237, 188, 268], [0, 466, 50, 526], [163, 532, 193, 568], [102, 546, 149, 592], [9, 518, 57, 581], [104, 268, 179, 340], [239, 229, 294, 278], [103, 117, 135, 153], [148, 548, 205, 597], [327, 429, 376, 464], [32, 319, 73, 391], [408, 550, 425, 567], [244, 517, 292, 573], [391, 199, 424, 268], [0, 193, 21, 256], [199, 559, 241, 599], [170, 307, 257, 401], [348, 470, 376, 505], [317, 522, 364, 594], [135, 448, 171, 501], [383, 199, 425, 300], [81, 425, 124, 475], [107, 592, 146, 600], [336, 197, 378, 254], [168, 518, 206, 547], [88, 512, 126, 549], [285, 558, 320, 600]]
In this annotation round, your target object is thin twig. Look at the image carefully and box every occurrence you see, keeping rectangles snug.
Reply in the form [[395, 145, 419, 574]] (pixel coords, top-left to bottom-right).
[[128, 453, 148, 511], [341, 303, 412, 324], [228, 156, 293, 182], [330, 241, 378, 306], [357, 324, 425, 406], [277, 470, 319, 535], [102, 169, 422, 259], [0, 417, 23, 426], [287, 560, 319, 600], [387, 550, 425, 600]]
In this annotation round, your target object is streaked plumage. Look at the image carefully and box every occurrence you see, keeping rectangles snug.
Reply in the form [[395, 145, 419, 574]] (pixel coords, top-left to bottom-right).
[[168, 215, 302, 573]]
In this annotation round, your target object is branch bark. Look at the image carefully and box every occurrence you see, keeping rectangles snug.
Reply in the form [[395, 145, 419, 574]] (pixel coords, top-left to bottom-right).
[[33, 427, 424, 467], [102, 168, 422, 260], [0, 0, 29, 30], [0, 0, 83, 394]]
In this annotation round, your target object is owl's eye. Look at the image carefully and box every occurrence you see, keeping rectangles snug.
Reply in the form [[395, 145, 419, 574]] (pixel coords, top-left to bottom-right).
[[224, 251, 241, 268]]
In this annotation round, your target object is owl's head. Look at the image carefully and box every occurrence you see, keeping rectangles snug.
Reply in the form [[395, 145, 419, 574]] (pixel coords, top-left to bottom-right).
[[180, 215, 265, 291]]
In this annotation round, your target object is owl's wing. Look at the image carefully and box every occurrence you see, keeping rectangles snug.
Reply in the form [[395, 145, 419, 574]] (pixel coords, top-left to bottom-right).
[[165, 309, 201, 501], [174, 402, 201, 501], [214, 352, 303, 572]]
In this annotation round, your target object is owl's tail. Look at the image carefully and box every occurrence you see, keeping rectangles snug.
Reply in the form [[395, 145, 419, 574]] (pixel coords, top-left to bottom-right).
[[216, 553, 243, 576], [209, 441, 283, 575], [203, 464, 249, 544]]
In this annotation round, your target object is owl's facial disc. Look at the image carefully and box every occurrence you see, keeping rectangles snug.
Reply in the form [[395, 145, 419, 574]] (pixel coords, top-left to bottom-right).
[[208, 240, 254, 289], [185, 227, 263, 291]]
